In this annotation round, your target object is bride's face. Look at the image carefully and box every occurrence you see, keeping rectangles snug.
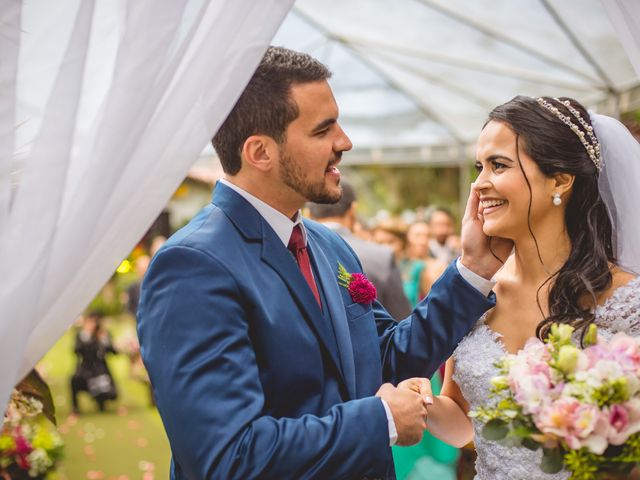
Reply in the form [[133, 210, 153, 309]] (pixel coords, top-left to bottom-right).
[[474, 120, 556, 240]]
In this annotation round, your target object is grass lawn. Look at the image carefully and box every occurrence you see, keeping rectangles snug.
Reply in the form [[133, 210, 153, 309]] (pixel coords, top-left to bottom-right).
[[38, 316, 171, 480]]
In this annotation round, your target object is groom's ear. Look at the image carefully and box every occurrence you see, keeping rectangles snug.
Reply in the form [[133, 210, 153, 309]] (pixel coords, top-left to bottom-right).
[[241, 135, 278, 172]]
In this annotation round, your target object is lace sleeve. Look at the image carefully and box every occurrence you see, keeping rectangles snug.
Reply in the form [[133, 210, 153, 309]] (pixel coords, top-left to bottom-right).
[[595, 277, 640, 336]]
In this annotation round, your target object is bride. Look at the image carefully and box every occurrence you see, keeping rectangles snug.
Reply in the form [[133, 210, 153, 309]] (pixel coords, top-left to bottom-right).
[[426, 95, 640, 479]]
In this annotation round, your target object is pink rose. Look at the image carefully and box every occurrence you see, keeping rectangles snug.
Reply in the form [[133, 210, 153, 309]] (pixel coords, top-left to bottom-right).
[[572, 404, 600, 438], [536, 398, 580, 438], [609, 404, 629, 434], [584, 343, 612, 369], [522, 338, 551, 360], [608, 399, 640, 445], [610, 334, 640, 356], [610, 334, 640, 372], [512, 373, 553, 414], [535, 398, 598, 441], [14, 433, 33, 470], [509, 345, 557, 414], [14, 433, 33, 456], [574, 410, 611, 455]]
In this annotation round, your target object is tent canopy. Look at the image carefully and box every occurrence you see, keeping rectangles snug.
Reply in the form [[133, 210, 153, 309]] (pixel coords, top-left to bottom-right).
[[269, 0, 640, 166]]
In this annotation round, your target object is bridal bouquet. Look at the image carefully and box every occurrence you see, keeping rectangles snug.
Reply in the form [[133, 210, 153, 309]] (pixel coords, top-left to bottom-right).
[[471, 323, 640, 479], [1, 374, 64, 479]]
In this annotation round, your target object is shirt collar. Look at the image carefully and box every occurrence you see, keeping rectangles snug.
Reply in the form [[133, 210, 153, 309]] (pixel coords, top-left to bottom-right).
[[219, 178, 306, 247]]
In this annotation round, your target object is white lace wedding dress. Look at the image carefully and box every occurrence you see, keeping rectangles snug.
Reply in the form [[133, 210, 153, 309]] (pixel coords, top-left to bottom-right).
[[452, 277, 640, 480]]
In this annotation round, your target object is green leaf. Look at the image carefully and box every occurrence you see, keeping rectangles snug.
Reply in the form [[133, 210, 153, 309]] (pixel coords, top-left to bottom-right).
[[512, 425, 533, 438], [541, 448, 564, 474], [583, 323, 599, 347], [482, 419, 509, 441], [336, 262, 352, 287], [522, 438, 541, 451], [16, 369, 56, 425]]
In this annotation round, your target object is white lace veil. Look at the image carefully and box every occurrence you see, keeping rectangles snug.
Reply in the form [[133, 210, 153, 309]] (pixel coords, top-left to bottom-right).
[[590, 113, 640, 275]]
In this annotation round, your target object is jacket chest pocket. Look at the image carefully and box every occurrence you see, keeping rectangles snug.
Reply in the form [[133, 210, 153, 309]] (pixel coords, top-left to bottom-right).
[[345, 300, 370, 321], [345, 301, 381, 391]]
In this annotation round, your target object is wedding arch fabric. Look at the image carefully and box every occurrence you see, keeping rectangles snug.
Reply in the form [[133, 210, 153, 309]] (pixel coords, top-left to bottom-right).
[[0, 0, 293, 412], [601, 0, 640, 77]]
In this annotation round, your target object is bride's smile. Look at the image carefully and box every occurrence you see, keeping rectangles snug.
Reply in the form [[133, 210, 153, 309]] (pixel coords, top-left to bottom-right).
[[474, 119, 571, 246]]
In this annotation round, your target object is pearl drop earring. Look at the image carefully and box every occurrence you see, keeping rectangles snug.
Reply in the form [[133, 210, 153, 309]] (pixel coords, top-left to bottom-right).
[[552, 192, 562, 206]]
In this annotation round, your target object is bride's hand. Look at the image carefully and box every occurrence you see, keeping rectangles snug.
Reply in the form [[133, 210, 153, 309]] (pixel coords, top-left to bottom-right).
[[460, 183, 513, 280], [397, 377, 433, 406]]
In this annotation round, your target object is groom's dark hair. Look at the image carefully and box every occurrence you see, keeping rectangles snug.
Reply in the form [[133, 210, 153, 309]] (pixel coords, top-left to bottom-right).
[[213, 46, 331, 175]]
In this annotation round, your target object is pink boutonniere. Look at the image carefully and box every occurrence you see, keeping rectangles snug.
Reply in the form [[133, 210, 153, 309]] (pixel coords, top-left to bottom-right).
[[337, 262, 377, 304]]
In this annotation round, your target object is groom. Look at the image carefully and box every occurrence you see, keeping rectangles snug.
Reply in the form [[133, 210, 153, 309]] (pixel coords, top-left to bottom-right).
[[137, 47, 506, 479]]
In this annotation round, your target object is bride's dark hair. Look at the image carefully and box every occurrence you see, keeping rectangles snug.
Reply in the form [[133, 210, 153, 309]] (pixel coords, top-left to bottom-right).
[[486, 95, 615, 343]]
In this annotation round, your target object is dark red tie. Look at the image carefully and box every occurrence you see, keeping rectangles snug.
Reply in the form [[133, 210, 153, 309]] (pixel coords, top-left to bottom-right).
[[288, 224, 322, 308]]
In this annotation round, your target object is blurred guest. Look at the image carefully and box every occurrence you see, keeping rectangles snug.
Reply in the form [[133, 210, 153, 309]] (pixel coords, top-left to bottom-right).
[[87, 277, 123, 316], [126, 255, 150, 317], [375, 220, 443, 306], [405, 221, 447, 299], [352, 216, 373, 241], [373, 218, 458, 478], [308, 180, 411, 319], [446, 233, 462, 256], [405, 220, 430, 259], [391, 219, 458, 479], [372, 219, 421, 305], [124, 253, 155, 404], [372, 217, 406, 261], [401, 222, 429, 306], [70, 311, 118, 413], [125, 234, 166, 317], [425, 206, 458, 264], [150, 235, 167, 258], [116, 326, 155, 407]]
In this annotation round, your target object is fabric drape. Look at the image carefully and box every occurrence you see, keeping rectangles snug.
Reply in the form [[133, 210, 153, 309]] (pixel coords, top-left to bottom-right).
[[0, 0, 293, 412], [601, 1, 640, 77]]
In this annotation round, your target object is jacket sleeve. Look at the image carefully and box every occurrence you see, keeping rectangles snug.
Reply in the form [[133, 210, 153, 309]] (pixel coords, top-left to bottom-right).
[[137, 245, 392, 479], [375, 260, 496, 382]]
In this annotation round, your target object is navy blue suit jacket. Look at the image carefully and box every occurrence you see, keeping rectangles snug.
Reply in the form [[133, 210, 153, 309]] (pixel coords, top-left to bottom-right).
[[137, 182, 495, 479]]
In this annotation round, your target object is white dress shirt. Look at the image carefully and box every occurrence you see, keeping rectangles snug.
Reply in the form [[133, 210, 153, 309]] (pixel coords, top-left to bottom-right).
[[219, 178, 304, 246]]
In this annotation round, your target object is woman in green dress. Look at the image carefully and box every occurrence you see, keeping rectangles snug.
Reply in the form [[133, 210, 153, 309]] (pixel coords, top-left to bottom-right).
[[372, 218, 459, 479]]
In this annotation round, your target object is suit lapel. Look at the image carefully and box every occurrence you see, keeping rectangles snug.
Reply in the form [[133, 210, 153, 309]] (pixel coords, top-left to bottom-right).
[[213, 182, 349, 395], [260, 222, 347, 391], [307, 230, 357, 400]]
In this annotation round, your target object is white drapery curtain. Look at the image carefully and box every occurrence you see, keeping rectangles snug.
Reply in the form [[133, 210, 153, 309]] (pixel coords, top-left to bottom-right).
[[0, 0, 293, 411], [602, 1, 640, 77]]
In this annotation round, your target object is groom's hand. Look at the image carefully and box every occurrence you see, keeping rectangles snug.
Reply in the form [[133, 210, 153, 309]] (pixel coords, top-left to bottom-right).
[[376, 383, 427, 446], [460, 183, 513, 280]]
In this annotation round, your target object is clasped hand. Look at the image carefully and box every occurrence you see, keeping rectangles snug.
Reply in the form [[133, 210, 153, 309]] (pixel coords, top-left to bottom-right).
[[376, 377, 433, 446]]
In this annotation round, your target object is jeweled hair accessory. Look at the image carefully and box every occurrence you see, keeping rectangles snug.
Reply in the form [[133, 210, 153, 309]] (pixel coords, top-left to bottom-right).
[[536, 97, 602, 171]]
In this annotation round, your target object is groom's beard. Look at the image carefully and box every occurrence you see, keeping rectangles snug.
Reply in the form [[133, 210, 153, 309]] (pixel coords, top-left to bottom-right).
[[278, 150, 342, 204]]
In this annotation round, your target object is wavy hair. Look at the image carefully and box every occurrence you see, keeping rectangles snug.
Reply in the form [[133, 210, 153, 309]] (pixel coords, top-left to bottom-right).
[[486, 95, 615, 343]]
